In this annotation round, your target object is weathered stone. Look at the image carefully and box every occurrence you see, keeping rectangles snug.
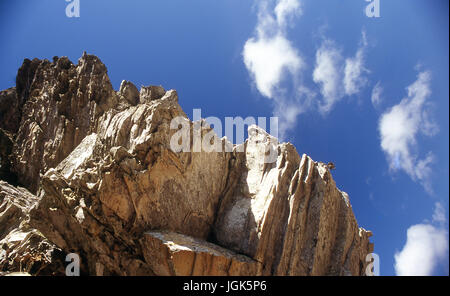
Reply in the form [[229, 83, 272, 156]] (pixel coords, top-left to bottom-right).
[[140, 85, 166, 102], [0, 53, 373, 276], [0, 129, 17, 185], [9, 54, 118, 193], [0, 88, 20, 134], [212, 127, 373, 275], [0, 181, 37, 240], [140, 231, 261, 276], [119, 80, 139, 106], [0, 272, 31, 276], [0, 181, 64, 275]]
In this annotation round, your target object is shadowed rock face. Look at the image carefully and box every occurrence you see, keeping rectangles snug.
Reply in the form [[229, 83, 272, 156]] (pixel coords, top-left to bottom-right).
[[0, 54, 373, 276], [0, 181, 65, 275], [5, 54, 120, 194]]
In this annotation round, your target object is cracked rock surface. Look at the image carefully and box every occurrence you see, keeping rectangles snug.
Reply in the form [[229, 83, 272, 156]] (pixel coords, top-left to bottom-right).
[[0, 54, 373, 275]]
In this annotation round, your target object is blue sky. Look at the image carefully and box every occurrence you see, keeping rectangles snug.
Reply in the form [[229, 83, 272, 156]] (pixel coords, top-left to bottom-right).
[[0, 0, 448, 275]]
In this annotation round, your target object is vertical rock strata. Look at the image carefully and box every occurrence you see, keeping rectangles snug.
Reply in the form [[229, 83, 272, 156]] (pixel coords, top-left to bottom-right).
[[0, 54, 373, 275]]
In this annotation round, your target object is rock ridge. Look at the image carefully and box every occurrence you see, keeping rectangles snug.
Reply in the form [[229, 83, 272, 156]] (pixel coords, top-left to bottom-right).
[[0, 53, 373, 276]]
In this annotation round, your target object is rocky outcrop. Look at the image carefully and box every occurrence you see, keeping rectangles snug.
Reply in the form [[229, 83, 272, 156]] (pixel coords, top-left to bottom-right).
[[140, 231, 262, 276], [0, 181, 64, 275], [0, 88, 20, 134], [0, 129, 16, 184], [0, 53, 373, 276], [213, 132, 373, 275], [8, 53, 122, 193]]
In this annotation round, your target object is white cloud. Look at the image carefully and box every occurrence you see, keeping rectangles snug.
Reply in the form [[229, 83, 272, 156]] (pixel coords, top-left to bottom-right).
[[378, 70, 437, 192], [344, 32, 369, 96], [312, 40, 343, 113], [432, 202, 447, 225], [394, 224, 448, 276], [243, 2, 370, 137], [274, 0, 302, 28], [414, 152, 434, 193], [313, 31, 369, 113], [243, 35, 302, 98], [371, 81, 383, 107], [242, 0, 311, 139], [420, 109, 440, 137], [273, 85, 315, 137], [395, 203, 448, 276]]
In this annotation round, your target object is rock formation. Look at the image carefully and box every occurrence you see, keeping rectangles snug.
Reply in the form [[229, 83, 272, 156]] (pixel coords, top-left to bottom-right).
[[0, 53, 373, 276]]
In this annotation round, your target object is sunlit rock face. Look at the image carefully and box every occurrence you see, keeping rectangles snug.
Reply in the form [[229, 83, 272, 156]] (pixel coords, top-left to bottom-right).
[[0, 54, 373, 276]]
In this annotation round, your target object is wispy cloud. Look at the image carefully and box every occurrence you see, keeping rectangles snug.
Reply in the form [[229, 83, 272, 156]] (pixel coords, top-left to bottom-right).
[[395, 203, 449, 276], [242, 0, 312, 139], [378, 70, 438, 192], [371, 81, 383, 107], [274, 0, 302, 28], [243, 2, 370, 137], [312, 40, 343, 113], [432, 202, 447, 225], [344, 31, 369, 96], [313, 31, 369, 113]]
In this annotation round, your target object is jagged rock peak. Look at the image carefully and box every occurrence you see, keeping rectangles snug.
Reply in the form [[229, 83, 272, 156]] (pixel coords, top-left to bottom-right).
[[0, 53, 373, 276]]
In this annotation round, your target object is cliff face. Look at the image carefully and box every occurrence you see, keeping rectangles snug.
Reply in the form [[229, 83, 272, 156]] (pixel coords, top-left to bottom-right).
[[0, 54, 373, 276]]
